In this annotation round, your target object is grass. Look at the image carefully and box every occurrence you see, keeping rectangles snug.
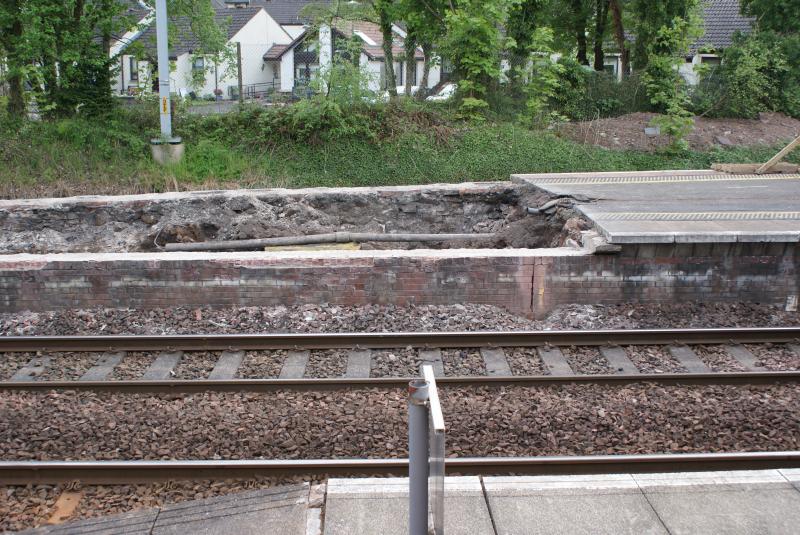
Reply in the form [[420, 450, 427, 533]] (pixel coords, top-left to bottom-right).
[[0, 102, 796, 199]]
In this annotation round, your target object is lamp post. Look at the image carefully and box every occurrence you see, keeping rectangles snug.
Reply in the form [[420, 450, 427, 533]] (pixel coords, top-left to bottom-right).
[[150, 0, 184, 165]]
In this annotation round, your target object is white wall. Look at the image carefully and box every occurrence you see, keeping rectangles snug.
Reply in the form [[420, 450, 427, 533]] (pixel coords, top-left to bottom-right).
[[280, 48, 295, 92], [283, 25, 305, 39], [679, 54, 702, 86]]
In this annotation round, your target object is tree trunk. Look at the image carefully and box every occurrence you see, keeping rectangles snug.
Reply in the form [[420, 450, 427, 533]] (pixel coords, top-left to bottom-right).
[[609, 0, 629, 76], [416, 42, 432, 100], [571, 0, 589, 65], [593, 0, 609, 71], [1, 0, 25, 117], [404, 34, 416, 96], [378, 11, 397, 97]]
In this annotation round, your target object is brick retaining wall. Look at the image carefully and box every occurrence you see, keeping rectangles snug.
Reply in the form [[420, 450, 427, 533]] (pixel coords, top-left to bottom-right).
[[1, 243, 797, 317]]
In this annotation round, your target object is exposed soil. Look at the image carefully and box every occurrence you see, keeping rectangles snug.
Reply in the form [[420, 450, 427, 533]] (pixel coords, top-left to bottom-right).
[[558, 111, 800, 152], [0, 183, 572, 254]]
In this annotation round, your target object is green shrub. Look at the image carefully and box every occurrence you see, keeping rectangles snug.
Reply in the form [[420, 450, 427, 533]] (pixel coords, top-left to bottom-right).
[[717, 32, 787, 118]]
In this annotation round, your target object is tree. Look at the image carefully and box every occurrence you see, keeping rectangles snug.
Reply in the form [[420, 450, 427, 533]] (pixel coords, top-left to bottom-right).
[[592, 0, 610, 71], [0, 0, 227, 119], [370, 0, 400, 97], [631, 0, 699, 70], [740, 0, 800, 34], [608, 0, 629, 76], [440, 0, 520, 117], [398, 0, 447, 99], [0, 0, 25, 117], [569, 0, 590, 65]]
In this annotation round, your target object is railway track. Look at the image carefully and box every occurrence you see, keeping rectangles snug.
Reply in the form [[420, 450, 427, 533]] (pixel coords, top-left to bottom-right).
[[1, 328, 799, 391], [2, 452, 800, 485]]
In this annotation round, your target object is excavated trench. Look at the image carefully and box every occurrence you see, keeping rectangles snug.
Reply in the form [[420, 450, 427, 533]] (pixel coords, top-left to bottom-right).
[[0, 183, 588, 254]]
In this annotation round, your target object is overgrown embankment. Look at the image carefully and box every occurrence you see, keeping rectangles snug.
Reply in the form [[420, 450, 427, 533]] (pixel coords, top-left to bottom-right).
[[1, 100, 795, 199]]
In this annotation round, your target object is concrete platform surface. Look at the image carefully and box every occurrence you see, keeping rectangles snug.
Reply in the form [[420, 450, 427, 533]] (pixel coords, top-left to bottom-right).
[[514, 171, 800, 244], [17, 470, 800, 534], [323, 476, 494, 535]]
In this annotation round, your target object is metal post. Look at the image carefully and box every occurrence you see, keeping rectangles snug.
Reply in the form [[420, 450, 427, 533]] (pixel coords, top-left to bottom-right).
[[154, 0, 172, 139], [408, 378, 430, 535], [237, 42, 244, 104]]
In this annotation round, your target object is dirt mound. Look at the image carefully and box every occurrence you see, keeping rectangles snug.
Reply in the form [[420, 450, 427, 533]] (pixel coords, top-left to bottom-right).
[[558, 111, 800, 151]]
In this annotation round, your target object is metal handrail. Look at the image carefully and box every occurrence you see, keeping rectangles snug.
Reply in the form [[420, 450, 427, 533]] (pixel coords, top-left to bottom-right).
[[409, 365, 446, 535]]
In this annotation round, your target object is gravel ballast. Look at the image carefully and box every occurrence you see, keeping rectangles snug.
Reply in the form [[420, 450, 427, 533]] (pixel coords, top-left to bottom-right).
[[562, 347, 612, 374], [505, 348, 548, 375], [3, 303, 800, 338], [1, 384, 797, 462]]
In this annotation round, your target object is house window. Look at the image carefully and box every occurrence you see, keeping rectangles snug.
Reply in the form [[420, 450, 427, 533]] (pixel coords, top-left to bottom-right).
[[129, 57, 138, 81], [192, 57, 205, 72]]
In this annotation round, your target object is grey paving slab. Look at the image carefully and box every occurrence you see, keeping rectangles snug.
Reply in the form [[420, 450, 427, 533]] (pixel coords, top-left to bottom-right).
[[139, 352, 182, 380], [323, 477, 494, 535], [483, 475, 667, 535], [599, 346, 639, 374], [418, 349, 444, 376], [208, 350, 244, 380], [481, 348, 512, 376], [634, 471, 800, 535], [279, 350, 309, 379], [667, 345, 710, 373], [345, 349, 372, 378], [779, 468, 800, 492], [513, 172, 800, 243], [153, 485, 308, 535], [79, 352, 125, 381], [725, 344, 767, 371], [537, 347, 574, 376], [10, 356, 51, 381], [19, 508, 158, 534]]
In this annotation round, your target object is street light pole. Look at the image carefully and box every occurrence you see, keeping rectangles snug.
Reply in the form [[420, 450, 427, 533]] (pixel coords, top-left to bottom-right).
[[155, 0, 172, 138], [150, 0, 184, 165]]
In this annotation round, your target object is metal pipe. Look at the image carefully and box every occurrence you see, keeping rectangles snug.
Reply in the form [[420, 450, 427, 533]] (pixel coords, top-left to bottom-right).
[[526, 199, 563, 214], [164, 232, 497, 252], [408, 378, 430, 535], [155, 0, 172, 139]]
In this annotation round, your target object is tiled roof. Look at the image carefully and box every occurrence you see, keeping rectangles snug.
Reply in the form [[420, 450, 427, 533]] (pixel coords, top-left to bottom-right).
[[693, 0, 754, 52], [131, 6, 263, 58], [334, 20, 423, 60], [212, 0, 329, 25], [263, 44, 290, 60]]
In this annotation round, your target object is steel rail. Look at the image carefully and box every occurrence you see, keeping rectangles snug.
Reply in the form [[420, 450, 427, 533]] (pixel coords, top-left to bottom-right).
[[1, 371, 798, 393], [1, 327, 800, 352], [1, 452, 798, 485]]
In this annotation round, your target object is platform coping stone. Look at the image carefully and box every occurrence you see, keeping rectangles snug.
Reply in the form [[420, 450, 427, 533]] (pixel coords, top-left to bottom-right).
[[140, 352, 182, 380], [79, 352, 125, 381], [10, 357, 51, 382], [537, 347, 574, 376], [667, 345, 710, 373], [418, 349, 444, 376], [280, 350, 310, 379], [599, 346, 639, 374], [480, 348, 512, 376], [725, 344, 767, 371], [345, 349, 372, 378], [208, 350, 245, 380]]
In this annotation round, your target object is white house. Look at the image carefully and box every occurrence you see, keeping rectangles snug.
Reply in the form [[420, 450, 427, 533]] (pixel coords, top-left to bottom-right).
[[115, 0, 445, 100], [603, 0, 753, 84], [265, 19, 443, 94], [120, 5, 294, 99]]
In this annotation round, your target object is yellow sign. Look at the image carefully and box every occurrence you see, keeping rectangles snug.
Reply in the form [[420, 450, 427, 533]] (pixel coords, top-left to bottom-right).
[[161, 96, 168, 114]]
